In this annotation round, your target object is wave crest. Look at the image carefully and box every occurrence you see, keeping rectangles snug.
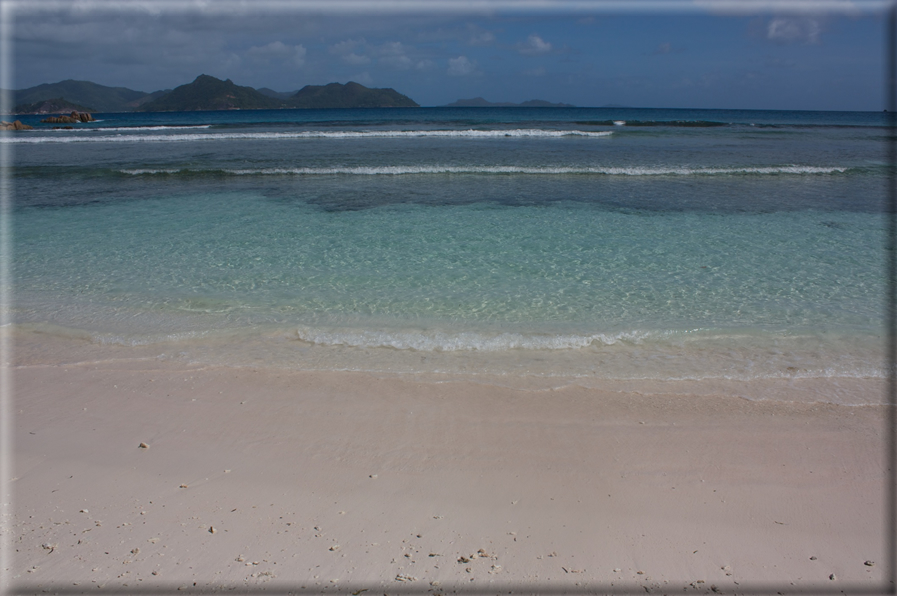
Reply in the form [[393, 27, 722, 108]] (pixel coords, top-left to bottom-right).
[[295, 327, 652, 351], [118, 164, 850, 176], [1, 129, 612, 144]]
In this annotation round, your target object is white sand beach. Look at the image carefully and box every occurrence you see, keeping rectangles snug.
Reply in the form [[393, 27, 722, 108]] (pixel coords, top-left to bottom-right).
[[8, 332, 887, 594]]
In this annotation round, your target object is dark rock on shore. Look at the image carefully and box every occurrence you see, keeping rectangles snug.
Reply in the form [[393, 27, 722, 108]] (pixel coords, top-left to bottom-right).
[[0, 120, 33, 130], [40, 111, 96, 124]]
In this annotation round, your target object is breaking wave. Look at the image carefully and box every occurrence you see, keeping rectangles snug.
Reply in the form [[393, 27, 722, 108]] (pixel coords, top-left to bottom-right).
[[295, 326, 654, 351], [118, 164, 852, 176], [1, 129, 613, 143]]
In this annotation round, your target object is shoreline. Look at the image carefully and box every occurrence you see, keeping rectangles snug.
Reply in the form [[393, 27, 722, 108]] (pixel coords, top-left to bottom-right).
[[9, 334, 888, 593], [11, 325, 887, 407]]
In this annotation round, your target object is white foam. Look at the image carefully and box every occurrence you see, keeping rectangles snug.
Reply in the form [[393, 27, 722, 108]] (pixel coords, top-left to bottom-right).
[[89, 125, 213, 132], [119, 164, 850, 176], [295, 327, 652, 351], [1, 129, 613, 144], [120, 168, 182, 175]]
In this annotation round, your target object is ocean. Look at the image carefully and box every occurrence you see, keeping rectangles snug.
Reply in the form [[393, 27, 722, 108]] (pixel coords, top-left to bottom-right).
[[4, 106, 888, 402]]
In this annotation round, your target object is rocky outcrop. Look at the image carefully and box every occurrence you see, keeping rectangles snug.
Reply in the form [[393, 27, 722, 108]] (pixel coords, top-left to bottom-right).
[[0, 120, 33, 130], [40, 111, 95, 124]]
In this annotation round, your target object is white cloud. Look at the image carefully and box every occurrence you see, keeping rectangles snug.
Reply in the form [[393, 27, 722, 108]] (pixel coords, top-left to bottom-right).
[[518, 34, 552, 56], [380, 54, 414, 69], [343, 53, 371, 65], [766, 17, 822, 44], [447, 55, 477, 76], [330, 38, 365, 56], [375, 41, 407, 56], [247, 41, 306, 66], [466, 24, 495, 46]]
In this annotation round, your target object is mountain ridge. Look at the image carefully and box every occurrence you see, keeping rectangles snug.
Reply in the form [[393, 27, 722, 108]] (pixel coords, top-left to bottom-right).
[[137, 75, 284, 112], [12, 75, 420, 113], [290, 81, 418, 109]]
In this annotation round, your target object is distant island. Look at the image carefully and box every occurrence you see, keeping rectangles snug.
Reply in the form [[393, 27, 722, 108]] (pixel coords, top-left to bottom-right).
[[445, 97, 574, 108], [11, 75, 419, 114], [13, 97, 96, 115], [290, 82, 418, 109]]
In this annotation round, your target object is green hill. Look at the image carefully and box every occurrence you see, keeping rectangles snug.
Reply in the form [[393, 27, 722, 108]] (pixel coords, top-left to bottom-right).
[[10, 76, 420, 113], [288, 82, 418, 109], [14, 80, 151, 113], [257, 87, 299, 100], [138, 75, 284, 112], [14, 97, 95, 114], [125, 89, 171, 110]]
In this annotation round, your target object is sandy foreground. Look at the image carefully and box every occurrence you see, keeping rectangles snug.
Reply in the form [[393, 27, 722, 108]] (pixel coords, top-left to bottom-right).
[[6, 335, 890, 595]]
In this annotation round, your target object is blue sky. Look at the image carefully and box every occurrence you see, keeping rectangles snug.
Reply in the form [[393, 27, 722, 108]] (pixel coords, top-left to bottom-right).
[[10, 1, 888, 111]]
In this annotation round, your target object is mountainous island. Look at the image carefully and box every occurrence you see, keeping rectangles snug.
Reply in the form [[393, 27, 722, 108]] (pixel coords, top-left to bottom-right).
[[13, 97, 96, 115], [445, 97, 575, 108], [11, 75, 419, 113]]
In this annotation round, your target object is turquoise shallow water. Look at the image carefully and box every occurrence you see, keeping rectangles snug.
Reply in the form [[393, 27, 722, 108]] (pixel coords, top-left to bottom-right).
[[7, 107, 888, 394]]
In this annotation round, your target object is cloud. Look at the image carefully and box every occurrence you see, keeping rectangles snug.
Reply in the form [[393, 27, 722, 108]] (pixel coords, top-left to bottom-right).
[[332, 38, 431, 69], [380, 54, 414, 69], [466, 24, 495, 46], [375, 41, 407, 56], [329, 38, 365, 56], [766, 17, 822, 44], [343, 53, 371, 65], [447, 55, 477, 76], [517, 34, 552, 56], [247, 41, 306, 66], [330, 39, 371, 64]]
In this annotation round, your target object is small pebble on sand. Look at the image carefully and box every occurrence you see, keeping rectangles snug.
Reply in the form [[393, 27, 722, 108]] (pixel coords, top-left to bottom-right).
[[865, 560, 875, 567], [138, 443, 149, 449], [209, 526, 216, 534]]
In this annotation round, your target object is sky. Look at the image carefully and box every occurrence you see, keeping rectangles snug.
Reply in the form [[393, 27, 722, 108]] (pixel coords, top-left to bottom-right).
[[7, 1, 889, 111]]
